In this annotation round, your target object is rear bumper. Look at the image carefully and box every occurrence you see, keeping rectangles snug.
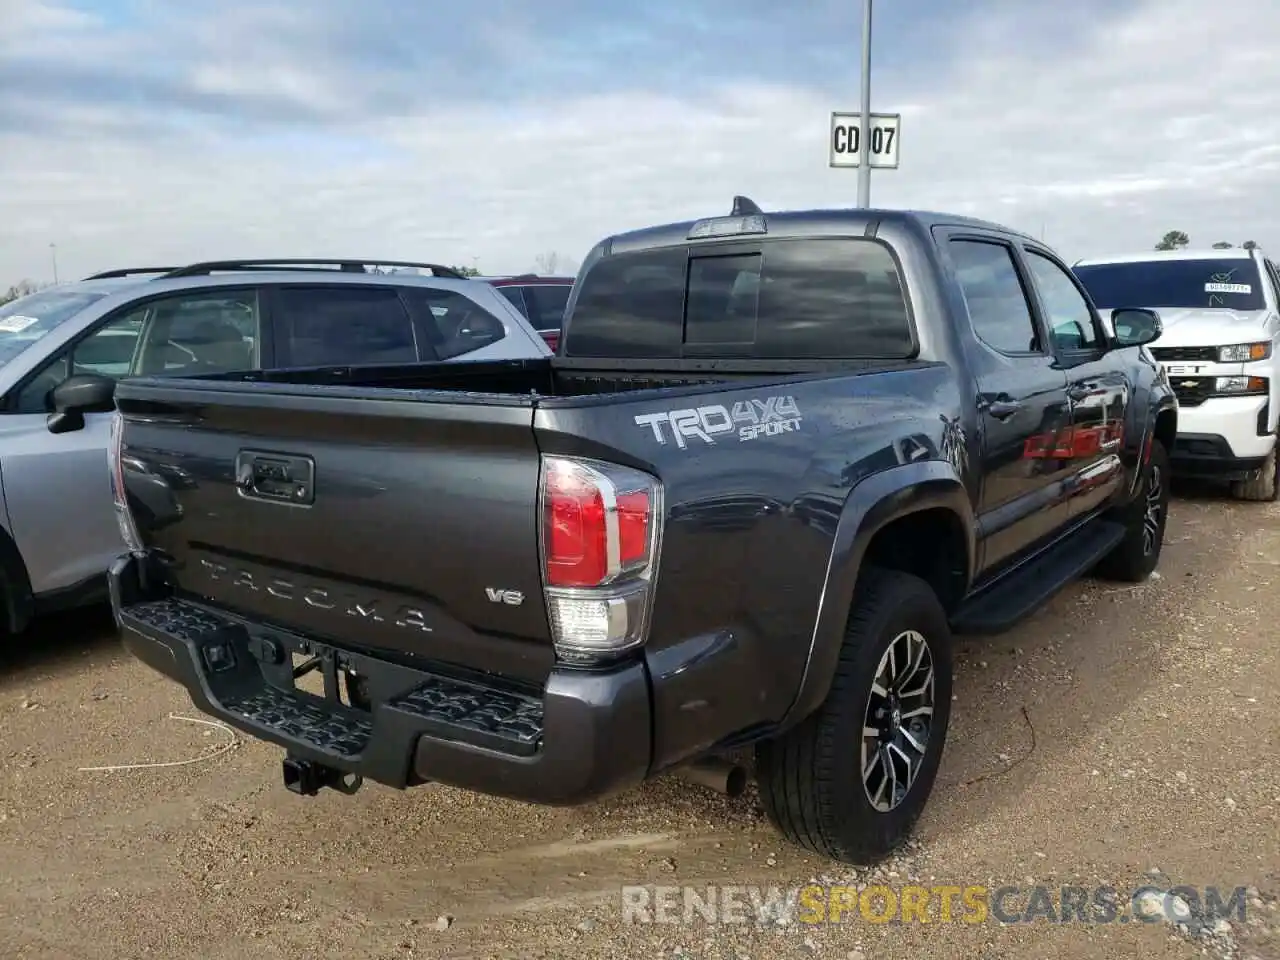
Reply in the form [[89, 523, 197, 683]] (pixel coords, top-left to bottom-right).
[[109, 553, 651, 805]]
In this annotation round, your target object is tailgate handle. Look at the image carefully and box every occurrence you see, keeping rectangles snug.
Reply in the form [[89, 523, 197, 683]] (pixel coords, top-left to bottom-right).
[[235, 450, 315, 506]]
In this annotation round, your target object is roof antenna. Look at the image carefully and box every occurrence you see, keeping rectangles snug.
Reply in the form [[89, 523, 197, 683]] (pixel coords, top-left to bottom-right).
[[731, 195, 762, 216]]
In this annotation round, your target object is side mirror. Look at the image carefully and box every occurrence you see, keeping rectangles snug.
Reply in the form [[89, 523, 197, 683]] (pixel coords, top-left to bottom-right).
[[46, 374, 116, 435], [1110, 308, 1163, 348]]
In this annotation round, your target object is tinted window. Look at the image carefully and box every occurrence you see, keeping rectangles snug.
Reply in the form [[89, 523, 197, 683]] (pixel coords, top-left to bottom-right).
[[1073, 258, 1265, 311], [755, 241, 912, 358], [0, 287, 106, 365], [563, 239, 913, 359], [523, 284, 572, 332], [277, 287, 417, 367], [685, 254, 759, 345], [562, 248, 686, 358], [948, 240, 1040, 354], [496, 286, 527, 315], [402, 288, 506, 360], [1024, 250, 1099, 350]]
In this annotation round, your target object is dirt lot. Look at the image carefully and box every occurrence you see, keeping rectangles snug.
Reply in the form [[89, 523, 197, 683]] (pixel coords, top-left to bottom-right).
[[2, 489, 1279, 959]]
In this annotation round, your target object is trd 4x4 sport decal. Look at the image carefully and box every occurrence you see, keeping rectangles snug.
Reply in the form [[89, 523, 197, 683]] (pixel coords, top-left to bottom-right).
[[633, 396, 802, 449]]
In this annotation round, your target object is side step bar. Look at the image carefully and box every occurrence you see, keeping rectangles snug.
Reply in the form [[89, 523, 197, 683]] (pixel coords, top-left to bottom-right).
[[950, 519, 1126, 635]]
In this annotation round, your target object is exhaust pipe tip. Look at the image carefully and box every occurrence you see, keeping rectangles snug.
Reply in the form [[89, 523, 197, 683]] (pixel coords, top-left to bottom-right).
[[673, 757, 748, 797]]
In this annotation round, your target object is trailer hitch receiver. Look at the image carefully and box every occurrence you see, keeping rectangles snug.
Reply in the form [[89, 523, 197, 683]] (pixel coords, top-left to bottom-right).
[[282, 756, 363, 797]]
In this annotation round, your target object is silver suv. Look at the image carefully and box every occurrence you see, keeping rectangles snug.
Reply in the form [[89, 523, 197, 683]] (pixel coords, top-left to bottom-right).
[[0, 259, 551, 636]]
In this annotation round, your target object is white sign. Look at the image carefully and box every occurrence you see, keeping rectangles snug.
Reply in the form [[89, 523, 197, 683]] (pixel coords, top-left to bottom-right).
[[0, 315, 39, 333], [1205, 282, 1251, 294], [829, 112, 900, 169]]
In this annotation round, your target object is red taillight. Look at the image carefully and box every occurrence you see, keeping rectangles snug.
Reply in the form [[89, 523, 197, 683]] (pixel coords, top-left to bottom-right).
[[542, 331, 560, 351], [539, 456, 662, 663], [542, 458, 656, 588], [544, 466, 608, 588], [616, 490, 650, 567]]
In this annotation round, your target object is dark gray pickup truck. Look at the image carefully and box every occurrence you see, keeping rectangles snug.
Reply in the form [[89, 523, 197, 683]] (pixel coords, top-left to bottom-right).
[[105, 199, 1177, 864]]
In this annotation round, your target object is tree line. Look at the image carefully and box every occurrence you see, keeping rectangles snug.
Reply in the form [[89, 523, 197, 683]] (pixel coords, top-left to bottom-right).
[[1155, 231, 1258, 251], [0, 279, 45, 306]]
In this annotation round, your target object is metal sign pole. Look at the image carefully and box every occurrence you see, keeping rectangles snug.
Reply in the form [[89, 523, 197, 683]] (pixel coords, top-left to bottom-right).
[[857, 0, 873, 208]]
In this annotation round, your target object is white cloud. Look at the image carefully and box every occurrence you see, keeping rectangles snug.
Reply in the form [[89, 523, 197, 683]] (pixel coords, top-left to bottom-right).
[[1, 0, 1277, 283]]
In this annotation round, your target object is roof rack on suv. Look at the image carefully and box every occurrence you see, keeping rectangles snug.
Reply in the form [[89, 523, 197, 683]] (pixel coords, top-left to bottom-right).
[[159, 259, 468, 280], [82, 267, 180, 280]]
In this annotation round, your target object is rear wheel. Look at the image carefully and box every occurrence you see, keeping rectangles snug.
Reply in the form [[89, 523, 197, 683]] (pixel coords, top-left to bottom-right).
[[1094, 437, 1170, 582], [755, 568, 953, 864], [1230, 441, 1280, 502]]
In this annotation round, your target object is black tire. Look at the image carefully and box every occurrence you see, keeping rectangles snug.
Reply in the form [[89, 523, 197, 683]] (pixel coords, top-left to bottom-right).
[[1094, 437, 1171, 582], [1230, 443, 1280, 502], [755, 568, 953, 864]]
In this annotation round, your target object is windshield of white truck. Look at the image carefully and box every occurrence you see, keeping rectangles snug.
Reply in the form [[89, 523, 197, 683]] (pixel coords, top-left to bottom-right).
[[0, 288, 107, 364], [1072, 258, 1266, 311], [562, 237, 915, 359]]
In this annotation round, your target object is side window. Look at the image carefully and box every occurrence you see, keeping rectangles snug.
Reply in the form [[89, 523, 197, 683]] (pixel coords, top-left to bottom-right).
[[523, 284, 572, 332], [10, 319, 142, 413], [496, 286, 529, 316], [11, 290, 259, 414], [1024, 250, 1100, 352], [948, 239, 1041, 354], [403, 288, 507, 360], [134, 291, 261, 375], [275, 287, 417, 367]]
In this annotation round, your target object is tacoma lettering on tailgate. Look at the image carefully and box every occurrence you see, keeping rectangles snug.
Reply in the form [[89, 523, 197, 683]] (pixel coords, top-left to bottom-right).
[[633, 396, 802, 449], [198, 558, 433, 632]]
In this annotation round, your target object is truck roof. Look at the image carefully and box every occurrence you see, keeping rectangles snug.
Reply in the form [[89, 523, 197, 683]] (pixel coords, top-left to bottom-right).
[[1075, 248, 1259, 266], [601, 205, 1039, 256]]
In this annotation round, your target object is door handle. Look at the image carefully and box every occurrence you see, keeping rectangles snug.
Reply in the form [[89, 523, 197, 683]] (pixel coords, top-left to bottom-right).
[[986, 400, 1021, 420]]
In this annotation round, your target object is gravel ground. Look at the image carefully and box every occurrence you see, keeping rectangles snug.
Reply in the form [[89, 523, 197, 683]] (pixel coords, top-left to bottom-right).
[[1, 487, 1278, 959]]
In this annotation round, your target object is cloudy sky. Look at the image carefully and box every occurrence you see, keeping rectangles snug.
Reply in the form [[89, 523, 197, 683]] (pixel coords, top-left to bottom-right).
[[1, 0, 1277, 284]]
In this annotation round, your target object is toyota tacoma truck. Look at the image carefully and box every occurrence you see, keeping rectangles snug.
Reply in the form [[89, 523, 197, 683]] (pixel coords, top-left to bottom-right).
[[106, 199, 1177, 864]]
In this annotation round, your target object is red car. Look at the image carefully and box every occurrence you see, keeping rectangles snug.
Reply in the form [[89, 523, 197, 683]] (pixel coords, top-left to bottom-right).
[[483, 275, 574, 351]]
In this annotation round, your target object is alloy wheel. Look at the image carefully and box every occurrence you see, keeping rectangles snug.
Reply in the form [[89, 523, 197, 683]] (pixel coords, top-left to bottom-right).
[[861, 629, 936, 813]]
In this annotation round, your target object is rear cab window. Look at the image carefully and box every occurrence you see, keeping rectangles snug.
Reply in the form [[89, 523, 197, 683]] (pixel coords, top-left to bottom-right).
[[561, 238, 914, 359], [1072, 258, 1266, 311]]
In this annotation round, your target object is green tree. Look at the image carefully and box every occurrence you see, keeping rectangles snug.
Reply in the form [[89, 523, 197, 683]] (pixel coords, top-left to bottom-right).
[[1155, 230, 1189, 251], [450, 265, 481, 277], [1212, 241, 1233, 249]]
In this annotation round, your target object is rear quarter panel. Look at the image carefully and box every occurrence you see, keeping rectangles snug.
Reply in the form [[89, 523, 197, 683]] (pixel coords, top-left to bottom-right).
[[535, 363, 969, 769]]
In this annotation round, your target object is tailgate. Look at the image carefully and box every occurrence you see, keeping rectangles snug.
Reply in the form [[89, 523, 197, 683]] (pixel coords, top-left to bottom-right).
[[114, 379, 553, 684]]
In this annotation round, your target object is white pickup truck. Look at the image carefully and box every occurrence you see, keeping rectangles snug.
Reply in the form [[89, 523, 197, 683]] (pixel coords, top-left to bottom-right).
[[1074, 246, 1280, 501]]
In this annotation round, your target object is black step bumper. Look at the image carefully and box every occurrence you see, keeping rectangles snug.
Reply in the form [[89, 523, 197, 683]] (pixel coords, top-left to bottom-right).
[[108, 553, 651, 805]]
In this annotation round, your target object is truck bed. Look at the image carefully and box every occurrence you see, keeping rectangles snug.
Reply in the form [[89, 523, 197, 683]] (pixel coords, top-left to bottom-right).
[[207, 355, 921, 401]]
